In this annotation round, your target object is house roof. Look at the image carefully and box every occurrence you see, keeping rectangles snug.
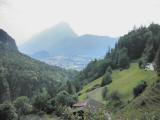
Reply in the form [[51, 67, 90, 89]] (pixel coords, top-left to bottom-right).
[[72, 101, 87, 107], [72, 99, 104, 113]]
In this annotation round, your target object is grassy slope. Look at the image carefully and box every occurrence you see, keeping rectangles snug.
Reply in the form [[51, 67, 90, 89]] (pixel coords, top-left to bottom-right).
[[79, 63, 157, 104], [114, 81, 160, 119]]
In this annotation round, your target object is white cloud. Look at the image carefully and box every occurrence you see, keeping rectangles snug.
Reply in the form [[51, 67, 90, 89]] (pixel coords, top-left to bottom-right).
[[0, 0, 160, 45]]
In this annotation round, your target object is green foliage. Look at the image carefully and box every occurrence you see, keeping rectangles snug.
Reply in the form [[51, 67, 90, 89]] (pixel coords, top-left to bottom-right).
[[138, 59, 144, 69], [0, 102, 18, 120], [102, 87, 108, 100], [0, 49, 77, 103], [117, 81, 160, 119], [79, 63, 157, 105], [118, 26, 148, 59], [77, 58, 112, 87], [85, 84, 101, 93], [101, 72, 112, 87], [32, 89, 51, 112], [118, 47, 130, 69], [78, 23, 160, 96], [108, 91, 122, 108], [81, 108, 108, 120], [55, 90, 78, 107], [66, 80, 75, 94], [155, 47, 160, 76], [109, 91, 121, 102], [55, 90, 70, 106], [55, 91, 69, 106], [133, 81, 147, 97], [107, 66, 112, 73], [13, 96, 32, 115]]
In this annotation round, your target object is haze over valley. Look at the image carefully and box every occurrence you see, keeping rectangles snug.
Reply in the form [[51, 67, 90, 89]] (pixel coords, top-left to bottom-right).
[[1, 0, 160, 120], [20, 23, 117, 70]]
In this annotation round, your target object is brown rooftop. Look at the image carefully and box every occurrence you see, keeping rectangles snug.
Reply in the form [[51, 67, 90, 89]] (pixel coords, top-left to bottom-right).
[[72, 101, 87, 107], [72, 99, 104, 113]]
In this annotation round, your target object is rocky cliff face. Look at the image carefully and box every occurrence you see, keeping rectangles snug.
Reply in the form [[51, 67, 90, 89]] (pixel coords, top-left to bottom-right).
[[0, 29, 18, 51], [0, 29, 17, 103]]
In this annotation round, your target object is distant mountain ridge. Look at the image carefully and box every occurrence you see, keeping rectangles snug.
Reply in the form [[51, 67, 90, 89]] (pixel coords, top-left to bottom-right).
[[20, 23, 78, 55], [19, 23, 118, 70], [20, 23, 117, 57]]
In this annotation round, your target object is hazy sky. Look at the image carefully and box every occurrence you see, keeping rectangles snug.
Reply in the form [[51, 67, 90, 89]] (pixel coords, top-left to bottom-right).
[[0, 0, 160, 45]]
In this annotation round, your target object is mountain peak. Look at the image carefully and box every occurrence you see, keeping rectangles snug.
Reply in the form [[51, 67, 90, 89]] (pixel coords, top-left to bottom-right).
[[0, 29, 18, 51], [49, 22, 77, 37], [55, 22, 71, 28]]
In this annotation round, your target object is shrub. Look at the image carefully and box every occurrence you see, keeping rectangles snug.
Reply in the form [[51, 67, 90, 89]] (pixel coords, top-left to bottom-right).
[[138, 58, 146, 69], [32, 89, 51, 112], [102, 86, 108, 100], [0, 102, 18, 120], [13, 96, 32, 115], [133, 81, 147, 97], [110, 91, 121, 102], [68, 94, 78, 106], [118, 48, 130, 69], [42, 98, 54, 114], [55, 91, 77, 107], [109, 91, 122, 107], [138, 60, 143, 68], [54, 105, 68, 117], [107, 66, 112, 73], [55, 90, 70, 106], [66, 80, 75, 94], [101, 72, 112, 87]]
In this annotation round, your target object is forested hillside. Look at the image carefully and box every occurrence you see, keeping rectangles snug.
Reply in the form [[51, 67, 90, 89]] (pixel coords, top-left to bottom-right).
[[76, 23, 160, 119], [1, 23, 160, 120], [78, 23, 160, 86], [0, 29, 77, 103]]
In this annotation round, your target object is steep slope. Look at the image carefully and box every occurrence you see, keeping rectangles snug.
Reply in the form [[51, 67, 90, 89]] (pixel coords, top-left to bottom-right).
[[115, 81, 160, 119], [77, 23, 160, 85], [78, 64, 157, 104], [0, 29, 18, 51], [77, 24, 160, 119], [0, 29, 76, 103]]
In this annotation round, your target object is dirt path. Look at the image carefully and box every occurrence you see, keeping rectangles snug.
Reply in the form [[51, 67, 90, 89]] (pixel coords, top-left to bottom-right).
[[20, 114, 60, 120]]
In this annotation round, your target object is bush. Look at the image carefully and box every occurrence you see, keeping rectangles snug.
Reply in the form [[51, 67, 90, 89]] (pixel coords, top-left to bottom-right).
[[66, 80, 75, 94], [55, 90, 70, 106], [109, 91, 122, 107], [102, 86, 108, 100], [101, 72, 112, 87], [55, 91, 77, 107], [54, 105, 67, 117], [133, 81, 147, 97], [0, 102, 18, 120], [32, 89, 51, 112], [68, 94, 78, 107], [138, 59, 146, 69], [118, 55, 130, 69], [13, 96, 32, 115], [117, 47, 130, 69], [138, 60, 143, 68], [107, 66, 112, 73]]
